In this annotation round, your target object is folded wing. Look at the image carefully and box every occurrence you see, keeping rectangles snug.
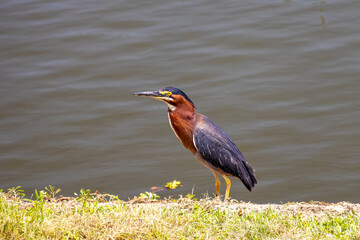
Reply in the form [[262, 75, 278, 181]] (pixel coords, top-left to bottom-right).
[[193, 116, 257, 191]]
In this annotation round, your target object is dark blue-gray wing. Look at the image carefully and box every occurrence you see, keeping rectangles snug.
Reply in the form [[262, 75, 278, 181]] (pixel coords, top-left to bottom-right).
[[193, 117, 257, 191]]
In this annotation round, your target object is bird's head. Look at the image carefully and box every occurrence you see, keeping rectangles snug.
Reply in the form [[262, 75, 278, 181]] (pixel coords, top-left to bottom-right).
[[133, 87, 195, 111]]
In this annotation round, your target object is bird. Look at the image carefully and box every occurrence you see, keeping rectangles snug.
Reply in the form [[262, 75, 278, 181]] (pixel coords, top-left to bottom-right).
[[133, 87, 257, 201]]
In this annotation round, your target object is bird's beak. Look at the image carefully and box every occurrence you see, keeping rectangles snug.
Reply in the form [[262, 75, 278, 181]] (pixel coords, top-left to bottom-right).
[[132, 90, 163, 98], [133, 90, 173, 101]]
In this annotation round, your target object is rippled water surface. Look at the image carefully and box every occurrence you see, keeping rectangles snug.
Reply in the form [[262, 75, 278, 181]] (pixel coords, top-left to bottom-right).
[[1, 0, 359, 203]]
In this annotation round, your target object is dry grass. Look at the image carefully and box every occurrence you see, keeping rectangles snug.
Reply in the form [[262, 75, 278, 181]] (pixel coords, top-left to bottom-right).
[[1, 187, 359, 239]]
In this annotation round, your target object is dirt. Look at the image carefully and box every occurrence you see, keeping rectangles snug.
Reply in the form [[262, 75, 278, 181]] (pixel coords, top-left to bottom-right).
[[2, 192, 359, 217], [222, 201, 360, 217]]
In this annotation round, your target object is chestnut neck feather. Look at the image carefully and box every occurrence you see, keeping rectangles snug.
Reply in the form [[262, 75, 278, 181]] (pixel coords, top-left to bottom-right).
[[167, 97, 197, 154]]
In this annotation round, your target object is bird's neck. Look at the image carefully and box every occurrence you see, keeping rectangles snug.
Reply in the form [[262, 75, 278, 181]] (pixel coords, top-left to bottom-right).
[[167, 103, 197, 154]]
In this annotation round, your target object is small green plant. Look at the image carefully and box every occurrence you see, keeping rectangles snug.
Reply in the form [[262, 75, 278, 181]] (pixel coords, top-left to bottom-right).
[[6, 186, 25, 199], [185, 186, 197, 200], [73, 189, 121, 203], [185, 193, 197, 200], [34, 189, 46, 201], [75, 188, 94, 201], [44, 185, 61, 199], [101, 193, 121, 202], [164, 180, 183, 190], [138, 191, 160, 200]]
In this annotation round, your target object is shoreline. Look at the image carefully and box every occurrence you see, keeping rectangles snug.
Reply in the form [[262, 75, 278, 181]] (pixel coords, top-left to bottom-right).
[[1, 189, 359, 239], [5, 193, 360, 217]]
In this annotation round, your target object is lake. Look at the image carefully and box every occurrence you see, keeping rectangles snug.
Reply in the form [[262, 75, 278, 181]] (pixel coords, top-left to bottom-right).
[[0, 0, 359, 203]]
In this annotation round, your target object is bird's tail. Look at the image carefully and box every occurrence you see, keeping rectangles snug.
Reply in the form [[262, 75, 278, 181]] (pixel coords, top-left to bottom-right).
[[238, 161, 257, 191]]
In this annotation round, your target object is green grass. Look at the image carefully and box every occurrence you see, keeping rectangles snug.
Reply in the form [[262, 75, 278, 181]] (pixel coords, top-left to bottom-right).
[[0, 187, 359, 239]]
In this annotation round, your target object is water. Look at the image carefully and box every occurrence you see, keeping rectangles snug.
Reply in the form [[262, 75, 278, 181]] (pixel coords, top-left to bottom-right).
[[1, 0, 359, 203]]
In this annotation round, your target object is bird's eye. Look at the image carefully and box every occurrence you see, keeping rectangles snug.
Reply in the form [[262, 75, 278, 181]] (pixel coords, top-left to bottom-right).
[[167, 91, 172, 96]]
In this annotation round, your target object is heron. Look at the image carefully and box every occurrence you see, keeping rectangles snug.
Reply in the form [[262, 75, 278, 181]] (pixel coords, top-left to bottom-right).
[[133, 87, 257, 201]]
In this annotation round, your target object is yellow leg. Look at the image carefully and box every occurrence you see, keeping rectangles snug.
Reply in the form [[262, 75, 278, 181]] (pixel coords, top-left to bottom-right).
[[221, 175, 232, 202], [211, 170, 221, 197]]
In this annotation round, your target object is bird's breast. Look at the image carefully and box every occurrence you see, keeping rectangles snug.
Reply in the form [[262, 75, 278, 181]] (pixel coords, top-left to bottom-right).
[[167, 110, 197, 154]]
